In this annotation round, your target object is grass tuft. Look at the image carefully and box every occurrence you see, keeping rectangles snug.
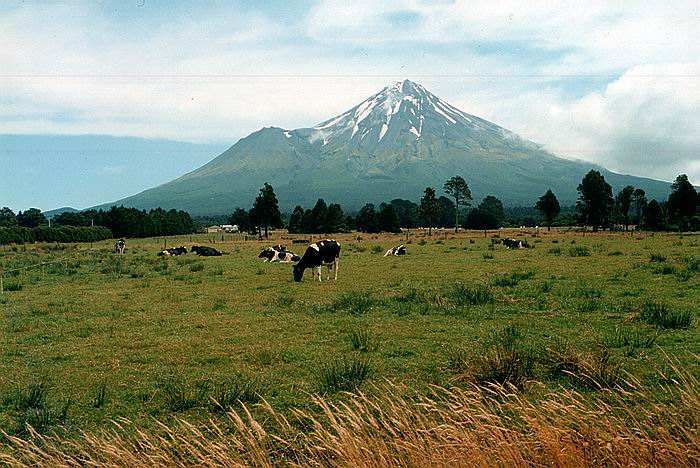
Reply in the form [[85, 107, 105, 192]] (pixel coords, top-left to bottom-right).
[[649, 253, 666, 262], [158, 375, 209, 412], [568, 246, 590, 257], [638, 301, 693, 329], [348, 328, 377, 352], [318, 355, 372, 393], [210, 375, 262, 412], [446, 282, 495, 306], [470, 324, 535, 390], [329, 292, 378, 315]]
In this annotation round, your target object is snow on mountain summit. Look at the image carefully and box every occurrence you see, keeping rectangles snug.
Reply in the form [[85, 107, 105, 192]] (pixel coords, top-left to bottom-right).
[[305, 79, 505, 148]]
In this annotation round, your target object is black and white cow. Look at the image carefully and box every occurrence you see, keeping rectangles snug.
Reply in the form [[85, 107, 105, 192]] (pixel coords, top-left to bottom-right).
[[191, 245, 222, 256], [293, 239, 341, 282], [115, 238, 126, 254], [157, 246, 188, 256], [502, 238, 529, 249], [259, 246, 300, 263], [384, 245, 407, 256]]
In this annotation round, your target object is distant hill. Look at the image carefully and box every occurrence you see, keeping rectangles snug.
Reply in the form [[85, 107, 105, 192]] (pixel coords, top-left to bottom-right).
[[44, 207, 79, 219], [101, 80, 673, 215]]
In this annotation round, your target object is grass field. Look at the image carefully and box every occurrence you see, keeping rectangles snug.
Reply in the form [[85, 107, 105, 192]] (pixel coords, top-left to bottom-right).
[[0, 228, 698, 465]]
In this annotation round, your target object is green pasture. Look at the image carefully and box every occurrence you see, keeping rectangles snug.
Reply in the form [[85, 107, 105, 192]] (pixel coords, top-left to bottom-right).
[[0, 230, 698, 436]]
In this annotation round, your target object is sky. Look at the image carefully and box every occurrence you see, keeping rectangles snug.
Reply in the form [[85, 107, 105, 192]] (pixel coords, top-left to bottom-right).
[[1, 0, 699, 211]]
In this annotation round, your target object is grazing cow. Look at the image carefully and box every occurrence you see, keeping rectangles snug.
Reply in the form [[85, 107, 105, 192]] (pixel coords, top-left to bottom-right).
[[157, 246, 188, 256], [115, 238, 126, 254], [258, 246, 300, 263], [191, 245, 222, 256], [384, 245, 407, 256], [502, 239, 529, 249], [293, 239, 341, 282]]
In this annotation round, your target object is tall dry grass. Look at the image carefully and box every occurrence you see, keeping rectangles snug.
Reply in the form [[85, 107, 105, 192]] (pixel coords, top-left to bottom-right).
[[1, 365, 698, 467]]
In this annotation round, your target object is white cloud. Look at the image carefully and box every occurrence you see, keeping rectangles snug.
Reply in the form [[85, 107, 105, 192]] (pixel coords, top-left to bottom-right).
[[453, 62, 700, 185], [1, 1, 698, 186]]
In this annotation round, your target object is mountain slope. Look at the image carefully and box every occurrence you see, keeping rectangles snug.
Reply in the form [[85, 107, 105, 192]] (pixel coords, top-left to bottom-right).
[[105, 80, 672, 214]]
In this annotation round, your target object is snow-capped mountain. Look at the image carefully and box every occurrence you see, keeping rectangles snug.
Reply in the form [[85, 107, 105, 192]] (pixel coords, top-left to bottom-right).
[[304, 80, 518, 148], [102, 80, 670, 215]]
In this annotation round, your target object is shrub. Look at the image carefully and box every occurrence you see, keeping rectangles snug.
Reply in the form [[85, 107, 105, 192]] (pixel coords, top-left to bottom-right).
[[569, 246, 590, 257], [371, 245, 384, 254], [318, 356, 372, 393], [638, 302, 693, 329]]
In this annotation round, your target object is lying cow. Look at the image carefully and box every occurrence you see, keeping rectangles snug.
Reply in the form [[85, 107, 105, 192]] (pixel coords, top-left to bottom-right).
[[191, 245, 222, 256], [502, 238, 529, 249], [115, 238, 126, 254], [259, 246, 300, 263], [157, 246, 188, 256], [293, 239, 340, 282], [384, 245, 407, 256]]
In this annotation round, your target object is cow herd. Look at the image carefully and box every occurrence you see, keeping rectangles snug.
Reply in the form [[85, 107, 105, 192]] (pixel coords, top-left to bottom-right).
[[113, 236, 530, 283]]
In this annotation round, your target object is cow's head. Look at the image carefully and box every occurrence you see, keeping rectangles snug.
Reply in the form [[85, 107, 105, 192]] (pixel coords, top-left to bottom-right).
[[259, 249, 273, 259], [292, 264, 304, 282]]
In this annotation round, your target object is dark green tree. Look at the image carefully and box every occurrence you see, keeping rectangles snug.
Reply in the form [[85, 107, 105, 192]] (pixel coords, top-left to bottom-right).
[[534, 189, 561, 231], [229, 208, 250, 232], [16, 208, 47, 228], [437, 197, 455, 228], [667, 174, 698, 232], [576, 170, 613, 231], [326, 203, 347, 233], [443, 175, 472, 232], [478, 196, 505, 226], [464, 208, 499, 230], [389, 199, 418, 228], [310, 199, 329, 233], [356, 204, 379, 233], [632, 189, 647, 229], [0, 207, 18, 227], [249, 183, 282, 238], [615, 185, 635, 231], [378, 204, 401, 233], [287, 206, 304, 234], [644, 200, 666, 231], [53, 211, 90, 226], [418, 187, 442, 235]]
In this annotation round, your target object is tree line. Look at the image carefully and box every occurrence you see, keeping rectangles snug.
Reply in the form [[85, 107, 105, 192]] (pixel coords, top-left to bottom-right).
[[3, 170, 697, 244], [230, 172, 699, 236], [0, 205, 198, 244], [571, 171, 699, 232]]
